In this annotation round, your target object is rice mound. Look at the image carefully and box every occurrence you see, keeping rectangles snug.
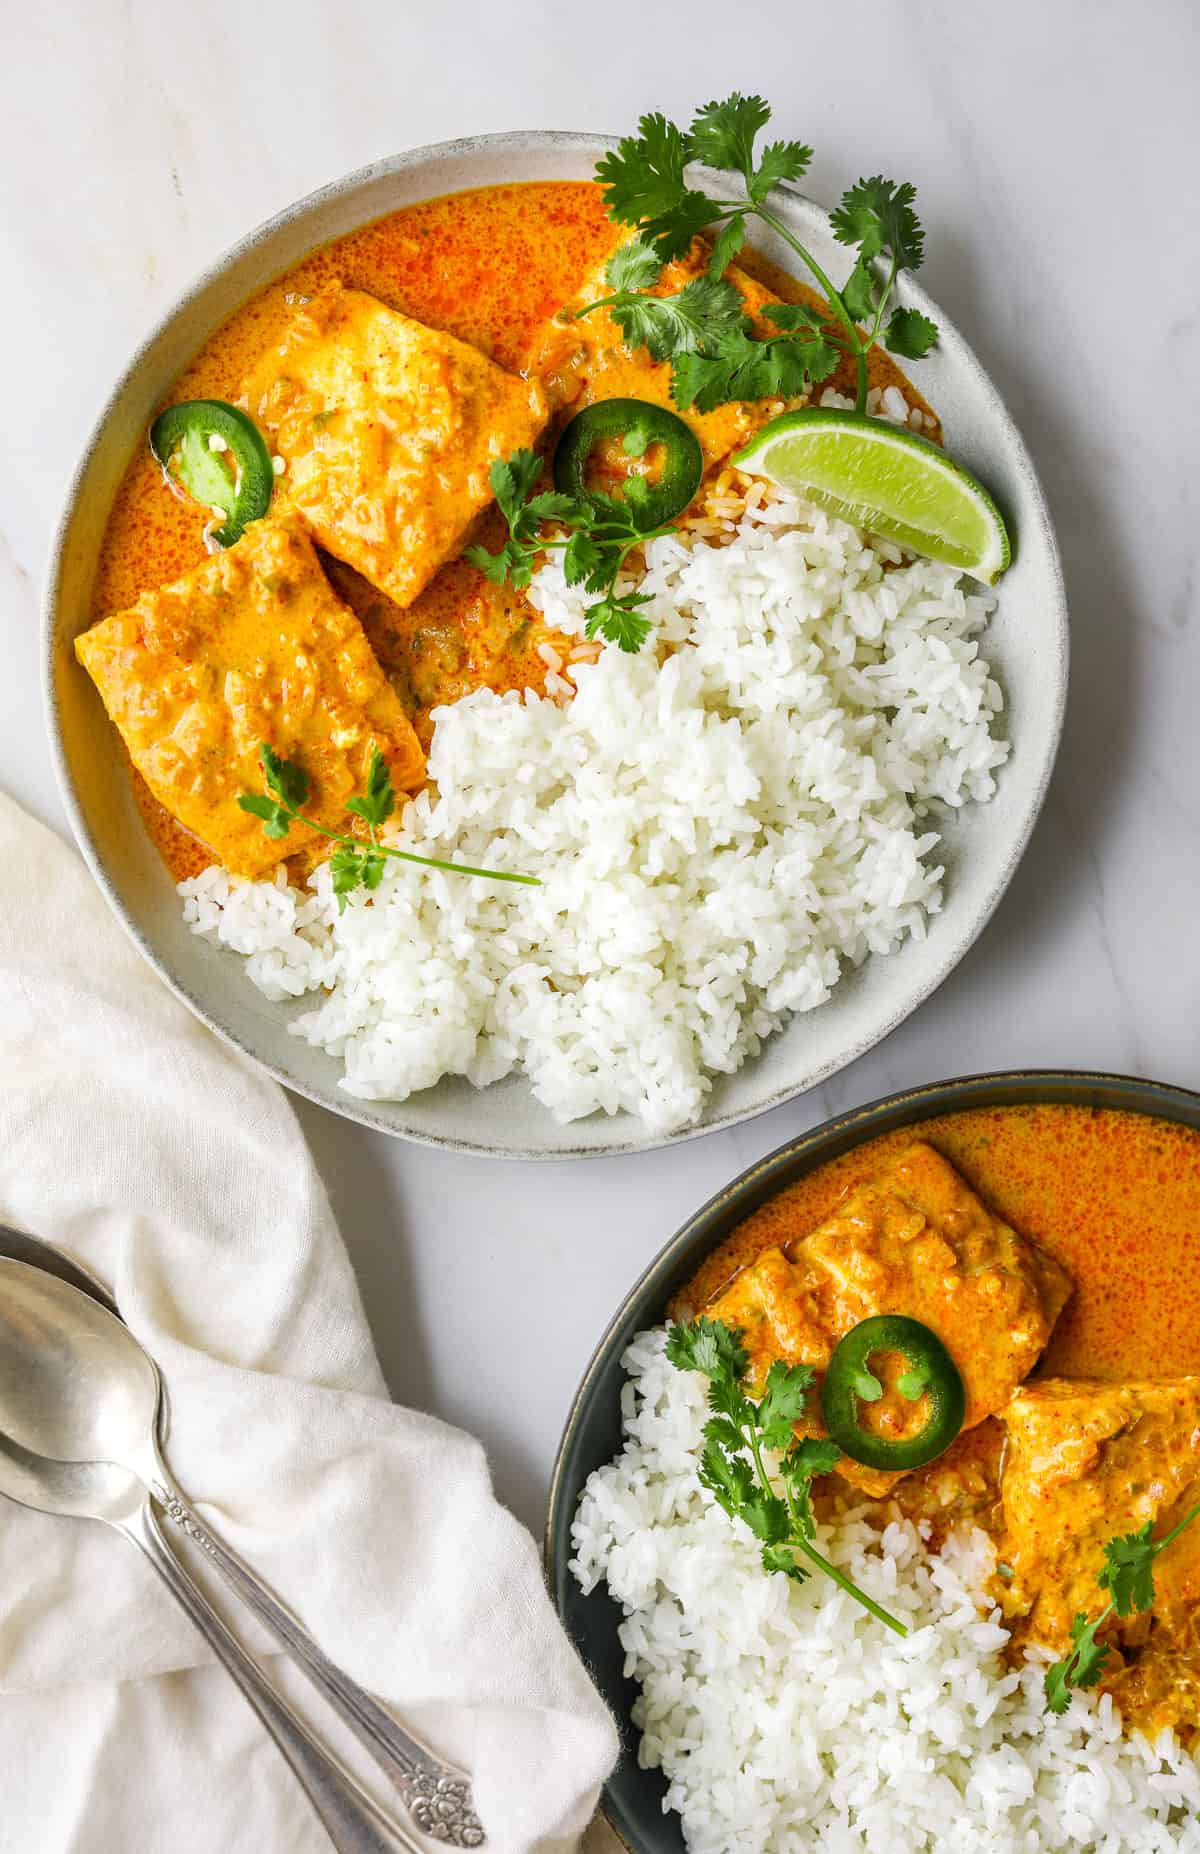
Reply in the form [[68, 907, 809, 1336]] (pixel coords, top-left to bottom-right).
[[180, 486, 1008, 1133], [571, 1329, 1200, 1854]]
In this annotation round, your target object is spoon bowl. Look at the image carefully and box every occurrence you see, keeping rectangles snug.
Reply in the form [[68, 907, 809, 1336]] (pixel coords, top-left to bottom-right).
[[0, 1224, 116, 1312], [0, 1258, 161, 1475], [0, 1427, 143, 1524], [0, 1245, 485, 1845]]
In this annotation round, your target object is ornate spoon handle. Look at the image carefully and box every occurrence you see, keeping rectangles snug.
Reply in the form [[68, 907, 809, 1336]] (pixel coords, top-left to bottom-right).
[[124, 1497, 419, 1853], [153, 1471, 485, 1848]]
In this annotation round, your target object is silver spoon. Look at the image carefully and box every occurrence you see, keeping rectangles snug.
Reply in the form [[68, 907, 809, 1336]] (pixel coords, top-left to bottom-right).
[[0, 1254, 484, 1848], [0, 1426, 409, 1852]]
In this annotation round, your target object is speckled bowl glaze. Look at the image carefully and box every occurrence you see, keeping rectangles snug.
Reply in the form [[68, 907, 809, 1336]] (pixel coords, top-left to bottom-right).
[[44, 134, 1068, 1158], [544, 1069, 1200, 1852]]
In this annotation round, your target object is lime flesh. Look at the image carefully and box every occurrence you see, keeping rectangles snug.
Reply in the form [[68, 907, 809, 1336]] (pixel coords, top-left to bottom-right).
[[733, 409, 1011, 584]]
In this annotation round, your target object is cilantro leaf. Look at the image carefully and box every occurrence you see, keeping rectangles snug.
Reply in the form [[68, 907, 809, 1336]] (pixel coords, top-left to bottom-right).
[[671, 319, 838, 414], [760, 300, 826, 333], [561, 529, 608, 589], [259, 743, 309, 812], [465, 537, 532, 587], [236, 791, 292, 840], [779, 1435, 841, 1533], [345, 747, 395, 831], [883, 306, 939, 361], [1045, 1611, 1112, 1714], [749, 138, 814, 204], [841, 257, 878, 324], [521, 491, 587, 531], [488, 450, 544, 528], [706, 1368, 756, 1431], [686, 94, 773, 183], [756, 1358, 816, 1453], [737, 1484, 791, 1546], [640, 191, 729, 261], [595, 112, 724, 259], [585, 593, 655, 654], [831, 177, 926, 271], [698, 1437, 757, 1519], [707, 212, 747, 279], [604, 237, 664, 294], [702, 1414, 747, 1454], [1098, 1522, 1158, 1617], [761, 1541, 810, 1582], [609, 274, 744, 362], [666, 1317, 751, 1383], [329, 842, 380, 912], [685, 95, 811, 209], [785, 1436, 842, 1482], [596, 111, 692, 226]]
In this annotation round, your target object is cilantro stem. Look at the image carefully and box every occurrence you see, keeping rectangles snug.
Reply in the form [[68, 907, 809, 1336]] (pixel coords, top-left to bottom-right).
[[754, 204, 870, 412], [792, 1536, 908, 1636], [869, 253, 900, 345], [743, 1389, 906, 1637], [270, 796, 539, 886], [1153, 1497, 1200, 1555]]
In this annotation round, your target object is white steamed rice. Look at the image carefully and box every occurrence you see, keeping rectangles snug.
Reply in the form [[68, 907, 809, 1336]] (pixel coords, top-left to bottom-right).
[[181, 480, 1008, 1133], [570, 1328, 1200, 1854]]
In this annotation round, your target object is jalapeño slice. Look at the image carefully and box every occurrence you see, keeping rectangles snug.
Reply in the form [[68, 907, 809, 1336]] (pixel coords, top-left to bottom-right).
[[821, 1315, 966, 1472], [150, 399, 274, 548], [553, 398, 702, 530]]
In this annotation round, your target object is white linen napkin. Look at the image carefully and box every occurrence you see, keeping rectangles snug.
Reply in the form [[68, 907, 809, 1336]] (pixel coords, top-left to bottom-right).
[[0, 791, 617, 1854]]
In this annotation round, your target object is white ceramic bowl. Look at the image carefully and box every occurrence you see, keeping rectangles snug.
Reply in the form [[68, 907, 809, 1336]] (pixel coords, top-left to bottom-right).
[[44, 132, 1068, 1158]]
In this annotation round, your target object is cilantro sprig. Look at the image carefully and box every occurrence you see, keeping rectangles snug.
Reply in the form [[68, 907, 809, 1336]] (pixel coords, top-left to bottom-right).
[[465, 448, 670, 653], [586, 94, 937, 415], [238, 743, 539, 908], [666, 1317, 906, 1636], [1043, 1498, 1200, 1714]]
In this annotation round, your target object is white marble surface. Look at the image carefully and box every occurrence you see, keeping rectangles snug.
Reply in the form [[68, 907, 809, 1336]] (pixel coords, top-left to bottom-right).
[[4, 0, 1199, 1560]]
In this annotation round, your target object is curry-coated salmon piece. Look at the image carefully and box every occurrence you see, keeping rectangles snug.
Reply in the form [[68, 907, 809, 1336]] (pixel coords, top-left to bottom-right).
[[998, 1376, 1200, 1668], [705, 1141, 1073, 1494], [74, 514, 425, 879], [525, 238, 798, 468], [242, 282, 548, 610]]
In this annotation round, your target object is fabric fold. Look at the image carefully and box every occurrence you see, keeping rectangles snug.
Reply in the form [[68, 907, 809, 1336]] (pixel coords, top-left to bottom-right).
[[0, 790, 616, 1853]]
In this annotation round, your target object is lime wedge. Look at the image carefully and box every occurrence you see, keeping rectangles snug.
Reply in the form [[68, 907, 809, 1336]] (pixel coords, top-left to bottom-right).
[[732, 409, 1011, 584]]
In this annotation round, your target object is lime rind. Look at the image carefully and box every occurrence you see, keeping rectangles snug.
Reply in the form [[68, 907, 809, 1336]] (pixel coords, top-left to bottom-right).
[[732, 409, 1011, 585]]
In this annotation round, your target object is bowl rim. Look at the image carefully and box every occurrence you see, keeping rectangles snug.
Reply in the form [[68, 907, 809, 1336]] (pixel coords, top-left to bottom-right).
[[43, 133, 1069, 1159], [543, 1066, 1200, 1848]]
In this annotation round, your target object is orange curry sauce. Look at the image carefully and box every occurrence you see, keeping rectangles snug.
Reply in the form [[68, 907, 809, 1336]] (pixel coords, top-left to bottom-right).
[[91, 181, 935, 883], [685, 1104, 1200, 1381]]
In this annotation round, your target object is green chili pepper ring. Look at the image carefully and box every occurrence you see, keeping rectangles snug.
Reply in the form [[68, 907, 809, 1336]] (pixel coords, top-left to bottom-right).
[[150, 399, 275, 548], [821, 1314, 966, 1472], [553, 398, 703, 530]]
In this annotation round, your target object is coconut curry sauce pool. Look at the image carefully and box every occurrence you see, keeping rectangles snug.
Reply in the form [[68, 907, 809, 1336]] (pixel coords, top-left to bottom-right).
[[91, 180, 936, 882], [676, 1103, 1200, 1736]]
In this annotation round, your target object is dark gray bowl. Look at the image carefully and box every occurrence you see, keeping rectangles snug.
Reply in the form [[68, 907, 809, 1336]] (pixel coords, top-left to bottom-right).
[[545, 1068, 1200, 1852]]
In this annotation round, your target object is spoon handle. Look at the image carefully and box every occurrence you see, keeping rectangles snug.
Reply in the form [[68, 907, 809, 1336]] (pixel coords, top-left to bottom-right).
[[123, 1497, 421, 1854], [153, 1473, 485, 1848]]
